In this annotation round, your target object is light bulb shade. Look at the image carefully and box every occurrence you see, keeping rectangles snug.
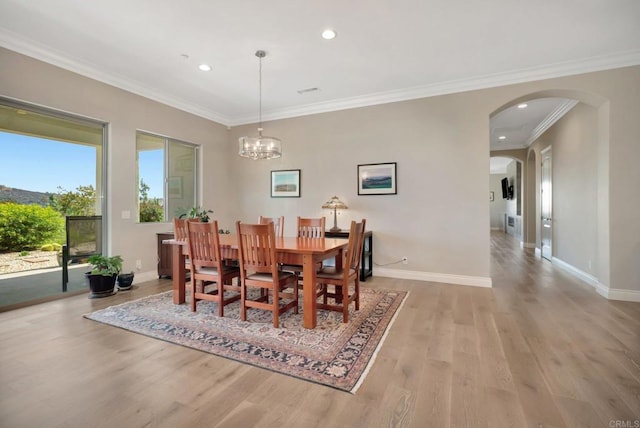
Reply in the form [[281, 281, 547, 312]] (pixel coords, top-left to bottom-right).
[[238, 135, 282, 160], [322, 195, 348, 210]]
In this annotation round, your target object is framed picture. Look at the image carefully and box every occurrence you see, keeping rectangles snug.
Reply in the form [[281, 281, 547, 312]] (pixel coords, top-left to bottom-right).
[[271, 169, 301, 198], [490, 191, 494, 201], [358, 162, 397, 195], [168, 176, 182, 199]]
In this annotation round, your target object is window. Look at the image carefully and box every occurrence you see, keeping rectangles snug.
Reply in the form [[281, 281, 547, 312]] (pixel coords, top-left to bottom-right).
[[136, 131, 198, 222]]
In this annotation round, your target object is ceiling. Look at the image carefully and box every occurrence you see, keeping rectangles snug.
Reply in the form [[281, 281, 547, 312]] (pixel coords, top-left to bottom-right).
[[1, 1, 639, 138]]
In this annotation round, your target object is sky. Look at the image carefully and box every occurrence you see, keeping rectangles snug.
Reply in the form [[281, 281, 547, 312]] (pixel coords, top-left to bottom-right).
[[0, 131, 164, 198]]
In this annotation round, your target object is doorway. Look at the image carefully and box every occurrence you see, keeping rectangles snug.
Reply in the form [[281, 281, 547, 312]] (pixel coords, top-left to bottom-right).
[[540, 147, 552, 261], [0, 98, 107, 310]]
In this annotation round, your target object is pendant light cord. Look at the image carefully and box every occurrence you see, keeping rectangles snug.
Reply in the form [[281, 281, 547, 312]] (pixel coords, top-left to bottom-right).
[[256, 50, 266, 136]]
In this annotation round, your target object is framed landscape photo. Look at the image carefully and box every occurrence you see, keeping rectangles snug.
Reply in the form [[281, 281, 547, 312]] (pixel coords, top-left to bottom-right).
[[271, 169, 301, 198], [358, 162, 397, 195]]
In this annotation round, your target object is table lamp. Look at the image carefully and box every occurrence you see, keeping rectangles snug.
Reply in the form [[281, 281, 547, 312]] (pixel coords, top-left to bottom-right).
[[322, 196, 348, 232]]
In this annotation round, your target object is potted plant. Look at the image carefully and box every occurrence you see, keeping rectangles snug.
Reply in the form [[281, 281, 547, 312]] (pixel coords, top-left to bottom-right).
[[179, 206, 213, 222], [117, 271, 135, 290], [85, 254, 123, 298]]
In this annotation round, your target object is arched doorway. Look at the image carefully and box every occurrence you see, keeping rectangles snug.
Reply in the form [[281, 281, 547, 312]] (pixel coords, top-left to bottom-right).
[[490, 89, 610, 292]]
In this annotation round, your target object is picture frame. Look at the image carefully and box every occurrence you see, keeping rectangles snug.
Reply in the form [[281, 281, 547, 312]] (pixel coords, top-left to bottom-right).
[[490, 191, 494, 201], [168, 176, 183, 199], [357, 162, 397, 195], [271, 169, 301, 198]]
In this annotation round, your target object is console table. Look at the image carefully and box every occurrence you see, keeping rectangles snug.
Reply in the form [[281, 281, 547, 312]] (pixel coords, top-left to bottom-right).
[[325, 230, 372, 281], [157, 232, 174, 278]]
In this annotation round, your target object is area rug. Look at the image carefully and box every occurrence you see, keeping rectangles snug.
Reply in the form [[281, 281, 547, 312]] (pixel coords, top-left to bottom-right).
[[84, 287, 407, 393]]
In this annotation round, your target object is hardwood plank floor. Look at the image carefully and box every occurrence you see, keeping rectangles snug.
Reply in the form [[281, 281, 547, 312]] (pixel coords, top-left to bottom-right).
[[1, 231, 638, 427]]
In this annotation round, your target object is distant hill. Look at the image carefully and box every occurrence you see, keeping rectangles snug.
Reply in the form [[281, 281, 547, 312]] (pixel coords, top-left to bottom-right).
[[0, 185, 52, 206]]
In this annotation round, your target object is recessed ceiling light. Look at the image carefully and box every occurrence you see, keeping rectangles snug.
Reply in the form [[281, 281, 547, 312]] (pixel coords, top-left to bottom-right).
[[498, 136, 506, 140], [198, 64, 212, 72], [517, 103, 528, 109], [321, 29, 337, 40]]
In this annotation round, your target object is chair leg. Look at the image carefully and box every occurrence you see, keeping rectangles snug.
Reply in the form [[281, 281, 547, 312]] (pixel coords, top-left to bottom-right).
[[240, 280, 247, 322], [217, 281, 224, 318], [342, 282, 349, 323], [355, 278, 360, 311], [273, 286, 279, 328], [190, 279, 197, 312]]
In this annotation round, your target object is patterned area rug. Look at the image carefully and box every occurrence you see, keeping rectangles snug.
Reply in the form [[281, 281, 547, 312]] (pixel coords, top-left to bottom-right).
[[84, 287, 407, 393]]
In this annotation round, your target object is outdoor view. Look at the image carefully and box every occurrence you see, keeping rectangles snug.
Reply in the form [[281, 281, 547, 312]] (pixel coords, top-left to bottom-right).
[[0, 131, 165, 277], [0, 132, 97, 276]]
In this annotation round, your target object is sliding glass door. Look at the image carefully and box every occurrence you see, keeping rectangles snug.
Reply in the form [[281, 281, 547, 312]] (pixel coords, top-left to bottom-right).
[[0, 97, 106, 309]]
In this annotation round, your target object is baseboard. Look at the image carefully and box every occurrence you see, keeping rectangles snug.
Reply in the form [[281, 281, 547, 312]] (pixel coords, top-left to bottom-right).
[[374, 267, 492, 288], [604, 287, 640, 302], [534, 247, 541, 257], [131, 270, 158, 285], [551, 257, 640, 302], [551, 257, 599, 287], [522, 242, 536, 249], [490, 227, 502, 231]]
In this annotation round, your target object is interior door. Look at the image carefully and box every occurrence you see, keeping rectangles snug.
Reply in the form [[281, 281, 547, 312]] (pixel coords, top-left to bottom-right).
[[541, 148, 552, 260]]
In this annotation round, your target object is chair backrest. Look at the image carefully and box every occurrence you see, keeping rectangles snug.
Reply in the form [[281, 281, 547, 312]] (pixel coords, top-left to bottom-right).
[[297, 216, 325, 238], [185, 220, 224, 272], [258, 216, 284, 238], [236, 221, 279, 276], [345, 219, 367, 273], [173, 217, 201, 241]]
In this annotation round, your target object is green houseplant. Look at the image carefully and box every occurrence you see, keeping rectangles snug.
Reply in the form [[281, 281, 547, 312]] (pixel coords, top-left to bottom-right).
[[179, 206, 213, 223], [85, 254, 123, 298]]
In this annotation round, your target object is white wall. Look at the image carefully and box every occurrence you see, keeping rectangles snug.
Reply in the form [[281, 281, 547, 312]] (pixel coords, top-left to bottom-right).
[[529, 103, 599, 277]]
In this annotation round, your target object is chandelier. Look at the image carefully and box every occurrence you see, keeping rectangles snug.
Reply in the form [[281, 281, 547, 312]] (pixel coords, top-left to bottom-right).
[[238, 50, 282, 160]]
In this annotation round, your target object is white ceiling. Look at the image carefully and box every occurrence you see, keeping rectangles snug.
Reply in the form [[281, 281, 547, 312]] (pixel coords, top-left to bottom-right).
[[1, 0, 639, 132]]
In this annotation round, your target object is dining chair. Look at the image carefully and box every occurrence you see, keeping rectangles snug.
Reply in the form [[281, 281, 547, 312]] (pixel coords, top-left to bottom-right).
[[297, 216, 325, 238], [186, 220, 241, 316], [316, 219, 366, 323], [236, 221, 298, 328], [281, 216, 326, 283], [258, 215, 284, 238], [173, 217, 200, 272]]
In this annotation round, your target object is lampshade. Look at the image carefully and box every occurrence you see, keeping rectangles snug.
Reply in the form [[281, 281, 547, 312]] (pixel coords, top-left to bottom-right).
[[322, 196, 348, 232], [238, 50, 282, 160], [322, 196, 348, 210]]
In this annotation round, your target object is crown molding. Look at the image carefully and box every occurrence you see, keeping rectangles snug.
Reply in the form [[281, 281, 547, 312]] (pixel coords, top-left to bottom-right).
[[0, 29, 233, 126], [525, 99, 579, 146], [234, 50, 640, 125], [3, 27, 639, 127]]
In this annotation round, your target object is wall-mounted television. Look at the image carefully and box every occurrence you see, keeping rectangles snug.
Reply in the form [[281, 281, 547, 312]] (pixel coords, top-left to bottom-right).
[[501, 177, 509, 199], [501, 177, 514, 200]]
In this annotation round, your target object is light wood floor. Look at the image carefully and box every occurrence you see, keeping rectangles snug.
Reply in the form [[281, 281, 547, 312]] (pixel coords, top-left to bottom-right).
[[1, 231, 638, 427]]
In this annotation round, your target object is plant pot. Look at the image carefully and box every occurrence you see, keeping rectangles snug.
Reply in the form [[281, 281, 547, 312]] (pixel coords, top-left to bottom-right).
[[85, 272, 117, 299], [117, 273, 135, 290]]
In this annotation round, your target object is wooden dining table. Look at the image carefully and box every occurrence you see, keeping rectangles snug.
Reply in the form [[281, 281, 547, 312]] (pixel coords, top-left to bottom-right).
[[164, 234, 349, 329]]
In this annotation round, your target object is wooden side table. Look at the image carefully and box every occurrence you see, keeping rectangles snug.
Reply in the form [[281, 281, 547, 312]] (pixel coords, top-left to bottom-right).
[[325, 230, 372, 281]]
